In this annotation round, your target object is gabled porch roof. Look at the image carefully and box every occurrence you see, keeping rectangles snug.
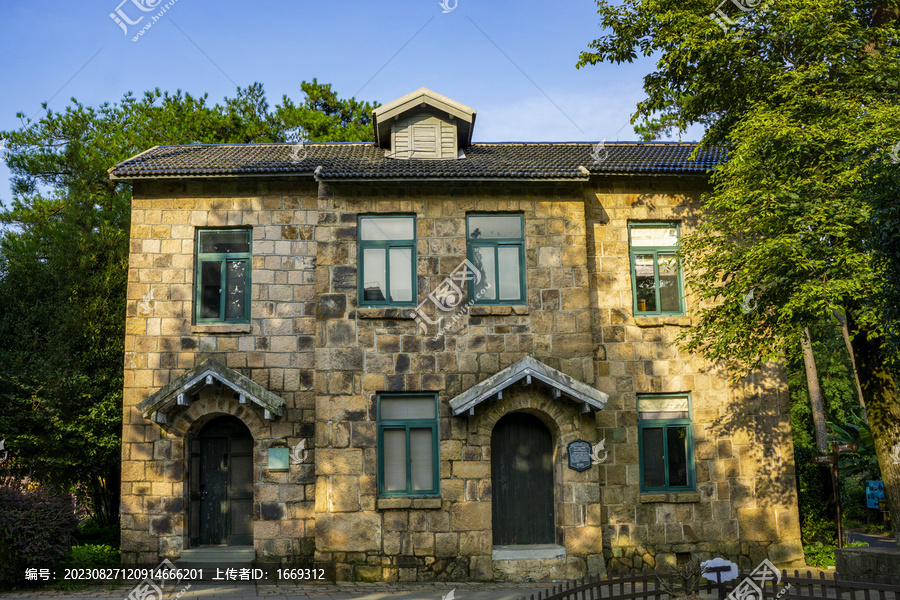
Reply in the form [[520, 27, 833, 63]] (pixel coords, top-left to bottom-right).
[[138, 358, 285, 423], [448, 355, 609, 416]]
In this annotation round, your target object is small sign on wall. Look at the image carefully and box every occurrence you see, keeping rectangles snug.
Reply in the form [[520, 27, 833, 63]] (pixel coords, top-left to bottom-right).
[[567, 439, 593, 472]]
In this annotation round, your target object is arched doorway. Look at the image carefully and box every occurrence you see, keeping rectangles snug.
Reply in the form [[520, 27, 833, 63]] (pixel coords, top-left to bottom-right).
[[189, 416, 253, 547], [491, 412, 555, 545]]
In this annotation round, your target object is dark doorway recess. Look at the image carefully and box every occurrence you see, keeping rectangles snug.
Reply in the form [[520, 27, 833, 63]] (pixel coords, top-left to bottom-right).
[[189, 416, 253, 546], [491, 412, 555, 545]]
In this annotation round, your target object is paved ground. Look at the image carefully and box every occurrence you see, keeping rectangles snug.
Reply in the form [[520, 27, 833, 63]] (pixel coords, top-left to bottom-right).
[[2, 581, 552, 600], [845, 531, 898, 548]]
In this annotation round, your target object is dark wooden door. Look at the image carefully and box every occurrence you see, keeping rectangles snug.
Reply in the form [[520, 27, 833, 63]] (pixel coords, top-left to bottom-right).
[[491, 412, 555, 545], [189, 417, 253, 547]]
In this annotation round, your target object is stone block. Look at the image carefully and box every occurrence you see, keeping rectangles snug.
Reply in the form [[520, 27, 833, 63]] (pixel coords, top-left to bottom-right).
[[316, 449, 363, 475], [452, 461, 490, 479], [327, 476, 360, 512], [316, 512, 381, 552], [451, 502, 492, 531], [736, 508, 777, 541]]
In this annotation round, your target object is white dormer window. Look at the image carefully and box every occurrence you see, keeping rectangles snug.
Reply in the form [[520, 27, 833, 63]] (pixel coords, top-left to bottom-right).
[[373, 88, 476, 160]]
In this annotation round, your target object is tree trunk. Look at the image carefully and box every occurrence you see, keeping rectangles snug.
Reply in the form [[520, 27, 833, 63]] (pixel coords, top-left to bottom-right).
[[832, 308, 867, 414], [848, 318, 900, 544], [802, 327, 830, 453]]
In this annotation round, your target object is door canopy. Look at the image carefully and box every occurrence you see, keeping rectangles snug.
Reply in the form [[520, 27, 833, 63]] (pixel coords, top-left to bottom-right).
[[138, 358, 286, 425], [448, 355, 609, 416]]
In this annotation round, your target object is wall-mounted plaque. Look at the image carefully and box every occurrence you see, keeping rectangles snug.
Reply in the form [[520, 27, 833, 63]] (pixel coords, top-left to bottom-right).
[[567, 439, 592, 472]]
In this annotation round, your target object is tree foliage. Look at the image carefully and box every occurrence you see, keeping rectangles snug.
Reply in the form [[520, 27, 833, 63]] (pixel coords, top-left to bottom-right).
[[0, 81, 377, 525], [579, 0, 900, 540]]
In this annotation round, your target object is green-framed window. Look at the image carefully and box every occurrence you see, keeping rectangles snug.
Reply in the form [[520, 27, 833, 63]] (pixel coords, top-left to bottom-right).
[[358, 216, 416, 306], [466, 214, 526, 304], [377, 393, 440, 496], [628, 223, 684, 315], [638, 394, 694, 492], [195, 229, 252, 323]]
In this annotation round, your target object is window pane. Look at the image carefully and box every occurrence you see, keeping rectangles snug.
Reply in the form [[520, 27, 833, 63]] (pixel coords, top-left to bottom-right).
[[361, 217, 415, 241], [640, 395, 690, 419], [410, 428, 434, 491], [383, 429, 407, 492], [666, 427, 689, 487], [498, 246, 522, 300], [200, 261, 221, 319], [631, 226, 678, 247], [634, 254, 657, 312], [658, 253, 680, 312], [471, 247, 496, 300], [468, 216, 523, 239], [199, 230, 250, 254], [389, 247, 413, 303], [362, 248, 387, 302], [642, 427, 667, 488], [225, 260, 246, 320], [381, 396, 436, 419]]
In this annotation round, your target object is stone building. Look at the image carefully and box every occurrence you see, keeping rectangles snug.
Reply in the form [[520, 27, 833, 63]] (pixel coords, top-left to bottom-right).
[[111, 88, 805, 582]]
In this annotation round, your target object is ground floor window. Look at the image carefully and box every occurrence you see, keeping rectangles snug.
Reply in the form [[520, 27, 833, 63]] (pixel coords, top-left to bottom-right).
[[638, 394, 694, 492], [377, 393, 439, 496]]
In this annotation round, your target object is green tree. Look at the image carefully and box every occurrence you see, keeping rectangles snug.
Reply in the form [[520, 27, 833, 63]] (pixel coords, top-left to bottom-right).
[[578, 0, 900, 541], [0, 81, 378, 526]]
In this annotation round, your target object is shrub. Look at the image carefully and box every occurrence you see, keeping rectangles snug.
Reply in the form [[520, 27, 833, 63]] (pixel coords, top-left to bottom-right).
[[75, 519, 120, 547], [803, 540, 868, 568], [68, 544, 120, 568], [0, 483, 78, 588]]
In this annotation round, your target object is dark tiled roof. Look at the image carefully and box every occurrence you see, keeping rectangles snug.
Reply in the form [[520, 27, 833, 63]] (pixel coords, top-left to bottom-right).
[[108, 142, 725, 180]]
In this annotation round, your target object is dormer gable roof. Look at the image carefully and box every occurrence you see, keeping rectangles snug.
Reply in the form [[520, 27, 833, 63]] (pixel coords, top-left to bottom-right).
[[372, 88, 476, 150]]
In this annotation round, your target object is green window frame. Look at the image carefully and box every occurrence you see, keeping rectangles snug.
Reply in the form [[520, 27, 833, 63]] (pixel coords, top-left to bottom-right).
[[194, 229, 252, 324], [377, 393, 440, 497], [466, 213, 526, 305], [358, 215, 417, 307], [638, 394, 695, 492], [628, 223, 684, 316]]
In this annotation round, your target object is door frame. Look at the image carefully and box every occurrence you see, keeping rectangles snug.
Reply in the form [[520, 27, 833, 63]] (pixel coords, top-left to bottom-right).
[[490, 410, 559, 546], [188, 415, 254, 547]]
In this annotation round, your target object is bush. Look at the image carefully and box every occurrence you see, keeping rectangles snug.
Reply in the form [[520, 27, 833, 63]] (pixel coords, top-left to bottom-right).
[[75, 519, 120, 547], [67, 544, 120, 568], [804, 540, 868, 569], [0, 483, 78, 588]]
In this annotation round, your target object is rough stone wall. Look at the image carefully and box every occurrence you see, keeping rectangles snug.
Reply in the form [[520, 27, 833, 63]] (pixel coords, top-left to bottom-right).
[[312, 181, 604, 582], [120, 178, 319, 564], [583, 176, 804, 571]]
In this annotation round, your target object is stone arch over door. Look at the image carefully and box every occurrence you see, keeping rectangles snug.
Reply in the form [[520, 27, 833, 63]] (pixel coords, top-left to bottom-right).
[[491, 411, 556, 545]]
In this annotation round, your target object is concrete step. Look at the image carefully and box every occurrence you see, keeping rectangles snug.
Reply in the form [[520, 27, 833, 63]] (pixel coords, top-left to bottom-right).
[[174, 547, 256, 577]]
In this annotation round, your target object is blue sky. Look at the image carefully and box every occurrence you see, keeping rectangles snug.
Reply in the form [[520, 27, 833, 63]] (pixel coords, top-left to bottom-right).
[[0, 0, 699, 201]]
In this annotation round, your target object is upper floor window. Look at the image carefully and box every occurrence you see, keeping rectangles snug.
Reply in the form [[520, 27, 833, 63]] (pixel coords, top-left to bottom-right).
[[466, 214, 526, 305], [377, 393, 440, 496], [628, 223, 684, 315], [638, 394, 694, 492], [358, 216, 416, 306], [195, 229, 251, 323]]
